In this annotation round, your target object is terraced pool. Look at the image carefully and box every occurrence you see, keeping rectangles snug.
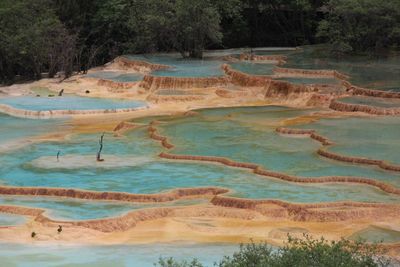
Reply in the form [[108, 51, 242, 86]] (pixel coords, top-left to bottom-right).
[[0, 96, 147, 112], [86, 71, 143, 82]]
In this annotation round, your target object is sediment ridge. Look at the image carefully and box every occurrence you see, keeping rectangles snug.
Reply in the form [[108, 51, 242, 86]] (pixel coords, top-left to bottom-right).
[[0, 186, 227, 203], [145, 123, 400, 195], [148, 125, 174, 149], [211, 196, 400, 222], [345, 83, 400, 99], [147, 94, 205, 103], [215, 88, 251, 98], [239, 53, 287, 64], [264, 80, 318, 98], [2, 195, 400, 233], [140, 75, 229, 91], [159, 152, 400, 195], [113, 57, 170, 72], [97, 79, 138, 91], [274, 67, 349, 80], [317, 149, 400, 172], [0, 104, 148, 119], [222, 64, 271, 87], [329, 99, 400, 115], [276, 127, 400, 173], [275, 127, 333, 146]]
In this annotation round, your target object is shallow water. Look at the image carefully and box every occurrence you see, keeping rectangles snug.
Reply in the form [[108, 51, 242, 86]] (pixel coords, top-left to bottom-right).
[[349, 226, 400, 243], [0, 114, 69, 152], [0, 196, 206, 221], [275, 77, 340, 85], [1, 46, 400, 259], [0, 242, 239, 267], [158, 106, 400, 187], [0, 96, 147, 112], [0, 213, 26, 226], [0, 114, 64, 145], [125, 54, 225, 77], [1, 106, 399, 204], [283, 45, 400, 91], [229, 62, 275, 75], [86, 71, 143, 82], [296, 116, 400, 165], [340, 96, 400, 108]]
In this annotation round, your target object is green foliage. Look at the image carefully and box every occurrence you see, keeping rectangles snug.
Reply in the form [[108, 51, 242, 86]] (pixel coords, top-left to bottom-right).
[[317, 0, 400, 54], [1, 0, 399, 83], [157, 257, 203, 267], [154, 236, 390, 267], [0, 0, 75, 82], [172, 0, 222, 58]]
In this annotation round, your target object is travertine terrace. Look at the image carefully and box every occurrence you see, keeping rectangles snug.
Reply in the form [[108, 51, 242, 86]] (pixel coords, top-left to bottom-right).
[[0, 46, 399, 260]]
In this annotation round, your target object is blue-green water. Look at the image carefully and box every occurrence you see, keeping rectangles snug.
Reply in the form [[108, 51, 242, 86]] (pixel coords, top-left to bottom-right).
[[283, 45, 400, 91], [349, 226, 400, 243], [0, 96, 147, 112], [295, 116, 400, 165], [86, 71, 143, 82], [0, 114, 66, 146], [275, 77, 340, 85], [1, 106, 399, 204], [125, 54, 225, 77], [0, 114, 70, 153], [229, 62, 275, 75], [157, 106, 400, 188], [0, 196, 205, 221], [0, 213, 26, 226], [0, 242, 239, 267], [340, 96, 400, 108], [121, 46, 400, 91], [1, 46, 400, 262]]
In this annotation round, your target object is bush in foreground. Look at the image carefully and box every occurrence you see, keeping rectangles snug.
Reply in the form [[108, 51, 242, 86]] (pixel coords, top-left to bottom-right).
[[155, 235, 390, 267]]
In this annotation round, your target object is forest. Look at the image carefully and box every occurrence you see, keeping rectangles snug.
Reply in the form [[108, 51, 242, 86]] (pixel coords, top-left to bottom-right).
[[0, 0, 399, 84]]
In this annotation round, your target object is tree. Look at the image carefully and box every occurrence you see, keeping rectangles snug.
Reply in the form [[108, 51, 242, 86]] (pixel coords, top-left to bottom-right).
[[171, 0, 222, 58], [0, 0, 76, 82], [155, 236, 390, 267], [317, 0, 400, 54]]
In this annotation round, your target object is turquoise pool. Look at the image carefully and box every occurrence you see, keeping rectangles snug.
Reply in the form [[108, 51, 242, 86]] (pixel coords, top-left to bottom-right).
[[0, 242, 240, 267], [1, 106, 399, 204], [0, 196, 206, 221], [275, 77, 340, 85], [296, 116, 400, 165], [86, 71, 143, 82], [283, 45, 400, 91], [229, 62, 275, 75], [0, 213, 26, 226], [0, 96, 147, 112], [349, 226, 400, 243], [340, 96, 400, 108], [125, 54, 225, 77], [156, 106, 400, 188]]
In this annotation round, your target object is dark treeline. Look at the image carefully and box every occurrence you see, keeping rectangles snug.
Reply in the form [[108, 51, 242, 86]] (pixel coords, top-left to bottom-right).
[[0, 0, 399, 84]]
